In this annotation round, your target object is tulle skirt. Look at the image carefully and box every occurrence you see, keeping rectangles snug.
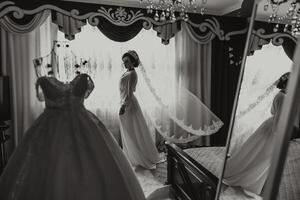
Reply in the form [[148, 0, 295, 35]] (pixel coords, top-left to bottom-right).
[[0, 107, 145, 200]]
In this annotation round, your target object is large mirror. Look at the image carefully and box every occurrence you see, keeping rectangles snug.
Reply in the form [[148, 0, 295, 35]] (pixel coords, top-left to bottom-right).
[[220, 0, 300, 200], [0, 1, 256, 200]]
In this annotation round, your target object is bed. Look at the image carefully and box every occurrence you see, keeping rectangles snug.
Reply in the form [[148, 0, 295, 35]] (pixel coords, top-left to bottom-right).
[[166, 138, 300, 200], [165, 143, 219, 200]]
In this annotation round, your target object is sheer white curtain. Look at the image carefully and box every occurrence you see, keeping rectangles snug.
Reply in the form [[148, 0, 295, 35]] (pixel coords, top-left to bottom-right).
[[56, 24, 176, 143], [55, 23, 222, 144], [230, 43, 292, 152], [175, 23, 211, 106], [174, 22, 213, 145], [0, 13, 57, 146]]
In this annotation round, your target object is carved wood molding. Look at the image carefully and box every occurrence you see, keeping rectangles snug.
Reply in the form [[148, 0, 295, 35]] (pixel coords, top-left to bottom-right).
[[0, 1, 177, 30], [186, 17, 249, 43], [1, 1, 295, 44], [253, 28, 297, 46], [0, 1, 250, 43]]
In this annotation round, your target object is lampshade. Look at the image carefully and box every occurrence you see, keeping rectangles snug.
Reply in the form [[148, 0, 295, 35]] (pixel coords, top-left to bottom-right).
[[0, 76, 11, 121]]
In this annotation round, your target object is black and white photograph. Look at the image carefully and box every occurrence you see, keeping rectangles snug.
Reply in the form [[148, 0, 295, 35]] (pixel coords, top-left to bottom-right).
[[0, 0, 300, 200]]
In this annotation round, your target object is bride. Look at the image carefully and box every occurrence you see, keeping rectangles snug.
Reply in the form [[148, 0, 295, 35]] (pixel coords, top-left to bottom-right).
[[118, 50, 162, 170], [223, 72, 290, 195]]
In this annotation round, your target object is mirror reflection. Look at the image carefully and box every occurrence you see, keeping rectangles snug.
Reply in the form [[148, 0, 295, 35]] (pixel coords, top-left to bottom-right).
[[0, 1, 253, 200], [221, 0, 300, 200]]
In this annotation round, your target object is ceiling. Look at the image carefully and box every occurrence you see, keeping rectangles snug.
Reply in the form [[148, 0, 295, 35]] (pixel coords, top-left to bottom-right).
[[61, 0, 293, 21]]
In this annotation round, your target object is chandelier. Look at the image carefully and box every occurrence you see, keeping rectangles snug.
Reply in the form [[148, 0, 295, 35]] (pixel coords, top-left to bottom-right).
[[140, 0, 208, 22], [264, 0, 300, 37]]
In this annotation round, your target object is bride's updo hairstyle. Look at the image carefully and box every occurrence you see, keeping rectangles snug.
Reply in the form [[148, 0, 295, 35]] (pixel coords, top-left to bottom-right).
[[276, 72, 290, 90], [122, 50, 140, 68]]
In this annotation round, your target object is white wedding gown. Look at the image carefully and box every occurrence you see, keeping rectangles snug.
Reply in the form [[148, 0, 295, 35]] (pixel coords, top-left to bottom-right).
[[0, 74, 146, 200], [119, 70, 161, 169], [223, 91, 285, 195]]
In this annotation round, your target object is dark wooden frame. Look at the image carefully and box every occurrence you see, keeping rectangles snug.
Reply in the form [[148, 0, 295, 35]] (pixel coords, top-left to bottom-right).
[[166, 143, 218, 200]]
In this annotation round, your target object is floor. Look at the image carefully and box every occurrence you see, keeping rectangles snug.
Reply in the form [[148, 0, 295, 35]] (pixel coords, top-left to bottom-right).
[[134, 160, 262, 200], [134, 161, 168, 197]]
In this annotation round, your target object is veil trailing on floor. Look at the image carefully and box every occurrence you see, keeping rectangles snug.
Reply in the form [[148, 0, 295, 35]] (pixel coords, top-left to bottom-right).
[[135, 62, 224, 143], [230, 75, 287, 152]]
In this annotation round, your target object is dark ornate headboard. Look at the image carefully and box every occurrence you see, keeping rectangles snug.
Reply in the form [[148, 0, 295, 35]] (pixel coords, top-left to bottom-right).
[[166, 143, 218, 200]]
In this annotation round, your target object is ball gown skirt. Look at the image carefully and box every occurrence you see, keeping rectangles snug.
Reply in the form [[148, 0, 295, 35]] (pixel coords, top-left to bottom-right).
[[0, 74, 146, 200]]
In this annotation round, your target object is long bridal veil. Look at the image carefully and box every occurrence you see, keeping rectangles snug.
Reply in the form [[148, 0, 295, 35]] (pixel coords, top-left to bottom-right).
[[230, 43, 292, 152], [35, 47, 224, 144], [135, 62, 224, 143], [50, 25, 223, 144]]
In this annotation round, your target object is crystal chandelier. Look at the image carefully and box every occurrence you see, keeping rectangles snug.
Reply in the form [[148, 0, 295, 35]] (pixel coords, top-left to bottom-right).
[[264, 0, 300, 37], [140, 0, 208, 22]]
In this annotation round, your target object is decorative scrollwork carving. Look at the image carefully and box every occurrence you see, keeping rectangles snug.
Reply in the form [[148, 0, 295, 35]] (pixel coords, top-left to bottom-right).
[[185, 17, 250, 43], [185, 23, 215, 44], [0, 1, 183, 31], [224, 28, 248, 41], [0, 1, 14, 8], [253, 28, 297, 46], [2, 1, 295, 45], [0, 1, 22, 19], [187, 17, 225, 42], [0, 3, 80, 19], [95, 7, 145, 26]]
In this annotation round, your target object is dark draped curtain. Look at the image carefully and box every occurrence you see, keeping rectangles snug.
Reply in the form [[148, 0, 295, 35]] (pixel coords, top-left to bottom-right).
[[153, 21, 181, 45], [7, 14, 35, 25], [52, 2, 180, 43], [282, 37, 296, 61], [210, 33, 246, 146], [97, 17, 143, 42], [51, 11, 86, 40], [0, 38, 1, 76]]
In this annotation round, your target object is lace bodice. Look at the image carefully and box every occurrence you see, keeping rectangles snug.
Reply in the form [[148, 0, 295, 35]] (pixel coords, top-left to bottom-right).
[[36, 73, 94, 110]]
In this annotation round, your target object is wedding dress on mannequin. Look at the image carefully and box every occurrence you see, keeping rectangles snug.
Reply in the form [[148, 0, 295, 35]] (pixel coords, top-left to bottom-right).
[[0, 73, 146, 200]]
